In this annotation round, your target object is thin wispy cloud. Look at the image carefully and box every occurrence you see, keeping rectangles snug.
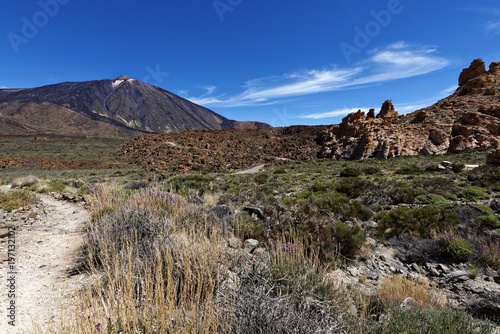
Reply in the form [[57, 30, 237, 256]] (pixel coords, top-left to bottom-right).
[[440, 85, 458, 96], [298, 107, 371, 120], [486, 20, 500, 35], [297, 84, 458, 121], [187, 42, 450, 108]]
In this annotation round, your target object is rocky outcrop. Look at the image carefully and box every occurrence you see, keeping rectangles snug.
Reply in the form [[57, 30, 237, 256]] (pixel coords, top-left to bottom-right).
[[318, 59, 500, 160], [458, 58, 486, 87], [377, 100, 400, 120]]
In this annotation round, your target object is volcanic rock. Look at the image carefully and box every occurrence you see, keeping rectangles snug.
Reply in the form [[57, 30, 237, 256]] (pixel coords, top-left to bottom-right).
[[0, 76, 269, 138], [458, 58, 486, 87], [317, 58, 500, 160]]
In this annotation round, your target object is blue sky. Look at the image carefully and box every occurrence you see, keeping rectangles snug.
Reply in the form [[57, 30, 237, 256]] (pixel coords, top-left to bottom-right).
[[1, 0, 500, 126]]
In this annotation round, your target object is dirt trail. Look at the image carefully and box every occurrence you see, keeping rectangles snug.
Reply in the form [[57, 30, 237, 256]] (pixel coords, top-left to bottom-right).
[[235, 164, 266, 175], [0, 187, 89, 333]]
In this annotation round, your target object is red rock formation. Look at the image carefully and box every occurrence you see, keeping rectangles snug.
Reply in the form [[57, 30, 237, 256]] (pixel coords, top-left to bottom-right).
[[317, 59, 500, 160], [458, 58, 486, 87]]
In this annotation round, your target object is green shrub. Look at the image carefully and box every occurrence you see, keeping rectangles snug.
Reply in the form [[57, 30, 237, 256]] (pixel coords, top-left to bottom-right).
[[395, 164, 423, 175], [377, 206, 460, 238], [308, 182, 330, 193], [339, 167, 361, 177], [0, 190, 37, 211], [366, 307, 494, 334], [440, 236, 475, 262], [166, 174, 215, 196], [309, 191, 373, 221], [363, 166, 382, 175], [474, 214, 500, 230], [467, 165, 500, 190], [457, 187, 490, 201], [414, 194, 448, 205], [48, 179, 67, 192], [452, 163, 465, 173], [233, 211, 265, 241], [273, 168, 286, 175], [334, 221, 366, 260], [294, 219, 367, 263], [254, 173, 270, 185], [389, 185, 425, 204], [335, 177, 373, 198]]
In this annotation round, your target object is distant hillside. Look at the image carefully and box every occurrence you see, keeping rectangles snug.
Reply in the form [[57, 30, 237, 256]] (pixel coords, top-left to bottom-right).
[[317, 59, 500, 159], [120, 126, 327, 173], [0, 75, 269, 138]]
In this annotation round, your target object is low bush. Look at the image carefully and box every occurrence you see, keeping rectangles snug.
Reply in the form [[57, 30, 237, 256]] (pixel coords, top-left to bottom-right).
[[476, 237, 500, 270], [334, 221, 367, 260], [366, 307, 494, 334], [395, 164, 423, 175], [335, 177, 373, 199], [0, 190, 37, 211], [452, 163, 465, 173], [440, 235, 475, 262], [340, 167, 362, 177], [474, 214, 500, 230], [457, 186, 490, 202], [254, 173, 270, 185], [72, 187, 228, 333], [233, 211, 265, 241], [48, 179, 67, 192], [414, 194, 448, 205], [123, 179, 149, 190], [363, 166, 382, 175], [376, 206, 460, 238], [467, 165, 500, 191], [388, 184, 425, 204], [11, 176, 39, 189]]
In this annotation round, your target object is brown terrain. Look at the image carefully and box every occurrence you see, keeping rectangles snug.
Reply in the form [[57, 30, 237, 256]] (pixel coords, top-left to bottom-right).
[[317, 59, 500, 160], [2, 59, 500, 173], [119, 125, 327, 172], [119, 58, 500, 173]]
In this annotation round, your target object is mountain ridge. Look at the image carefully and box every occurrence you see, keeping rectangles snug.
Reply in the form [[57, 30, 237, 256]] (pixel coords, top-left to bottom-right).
[[0, 76, 269, 138]]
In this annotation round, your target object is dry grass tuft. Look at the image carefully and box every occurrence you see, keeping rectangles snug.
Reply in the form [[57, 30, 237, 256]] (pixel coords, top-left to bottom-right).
[[0, 189, 37, 211], [377, 275, 446, 308]]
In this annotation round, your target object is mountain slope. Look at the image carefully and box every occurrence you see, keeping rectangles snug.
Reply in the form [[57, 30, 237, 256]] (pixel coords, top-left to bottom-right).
[[0, 76, 269, 138], [317, 59, 500, 159]]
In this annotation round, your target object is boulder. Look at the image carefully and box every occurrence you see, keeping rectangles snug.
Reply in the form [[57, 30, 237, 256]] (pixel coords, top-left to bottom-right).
[[458, 58, 486, 87]]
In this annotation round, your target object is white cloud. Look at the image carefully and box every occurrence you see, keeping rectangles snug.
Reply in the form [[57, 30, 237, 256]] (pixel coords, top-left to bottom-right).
[[298, 81, 458, 120], [186, 43, 450, 108], [486, 20, 500, 35], [440, 85, 458, 96], [199, 85, 217, 96], [298, 107, 371, 119]]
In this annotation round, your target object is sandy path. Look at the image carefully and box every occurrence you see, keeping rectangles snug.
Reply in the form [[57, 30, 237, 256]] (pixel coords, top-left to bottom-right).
[[0, 188, 89, 333], [235, 164, 266, 175]]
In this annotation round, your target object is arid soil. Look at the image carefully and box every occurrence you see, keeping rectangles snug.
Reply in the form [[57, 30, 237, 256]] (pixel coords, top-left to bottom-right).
[[0, 186, 88, 333], [120, 125, 327, 173]]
